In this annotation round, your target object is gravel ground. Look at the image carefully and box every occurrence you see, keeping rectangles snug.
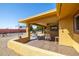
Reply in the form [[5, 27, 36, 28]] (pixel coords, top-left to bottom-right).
[[0, 33, 24, 56]]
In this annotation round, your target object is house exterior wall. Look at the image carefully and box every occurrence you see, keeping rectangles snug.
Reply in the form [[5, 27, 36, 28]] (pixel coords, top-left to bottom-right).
[[59, 8, 79, 53], [59, 15, 74, 47], [73, 7, 79, 43]]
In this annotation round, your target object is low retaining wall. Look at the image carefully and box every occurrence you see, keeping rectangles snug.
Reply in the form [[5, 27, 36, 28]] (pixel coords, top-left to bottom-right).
[[7, 40, 64, 56]]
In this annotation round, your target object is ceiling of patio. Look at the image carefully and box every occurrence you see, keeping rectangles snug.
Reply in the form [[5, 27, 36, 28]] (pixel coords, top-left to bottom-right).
[[30, 15, 58, 26]]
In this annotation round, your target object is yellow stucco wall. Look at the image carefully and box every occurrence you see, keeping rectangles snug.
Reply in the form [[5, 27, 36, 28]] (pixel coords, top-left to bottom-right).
[[72, 7, 79, 43], [59, 9, 79, 53], [59, 15, 74, 47], [7, 40, 64, 56]]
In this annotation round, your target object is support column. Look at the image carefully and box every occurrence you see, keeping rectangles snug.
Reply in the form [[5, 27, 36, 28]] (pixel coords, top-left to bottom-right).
[[26, 23, 31, 40]]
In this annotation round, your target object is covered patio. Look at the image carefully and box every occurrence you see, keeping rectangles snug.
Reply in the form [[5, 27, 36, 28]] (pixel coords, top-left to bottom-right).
[[15, 9, 79, 55], [19, 9, 59, 43], [8, 6, 79, 55]]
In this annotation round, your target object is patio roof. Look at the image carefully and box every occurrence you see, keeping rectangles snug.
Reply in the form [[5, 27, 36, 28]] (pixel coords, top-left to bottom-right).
[[19, 9, 57, 24], [19, 3, 79, 25]]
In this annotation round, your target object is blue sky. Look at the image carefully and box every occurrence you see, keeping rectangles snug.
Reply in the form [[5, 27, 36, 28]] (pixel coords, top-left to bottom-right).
[[0, 3, 56, 28]]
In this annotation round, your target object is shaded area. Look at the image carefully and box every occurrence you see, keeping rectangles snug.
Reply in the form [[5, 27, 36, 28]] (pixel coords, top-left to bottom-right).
[[27, 40, 79, 56], [15, 37, 29, 43]]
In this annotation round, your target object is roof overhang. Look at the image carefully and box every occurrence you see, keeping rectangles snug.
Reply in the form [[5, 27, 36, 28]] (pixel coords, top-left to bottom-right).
[[19, 9, 57, 24], [56, 3, 79, 18]]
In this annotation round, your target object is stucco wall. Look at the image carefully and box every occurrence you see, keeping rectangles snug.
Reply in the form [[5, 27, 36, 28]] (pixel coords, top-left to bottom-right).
[[7, 40, 64, 56], [73, 8, 79, 43], [59, 13, 79, 53], [59, 15, 74, 47]]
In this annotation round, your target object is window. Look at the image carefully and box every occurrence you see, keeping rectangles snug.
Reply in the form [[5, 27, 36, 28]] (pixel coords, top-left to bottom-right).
[[50, 25, 58, 31], [74, 14, 79, 32]]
